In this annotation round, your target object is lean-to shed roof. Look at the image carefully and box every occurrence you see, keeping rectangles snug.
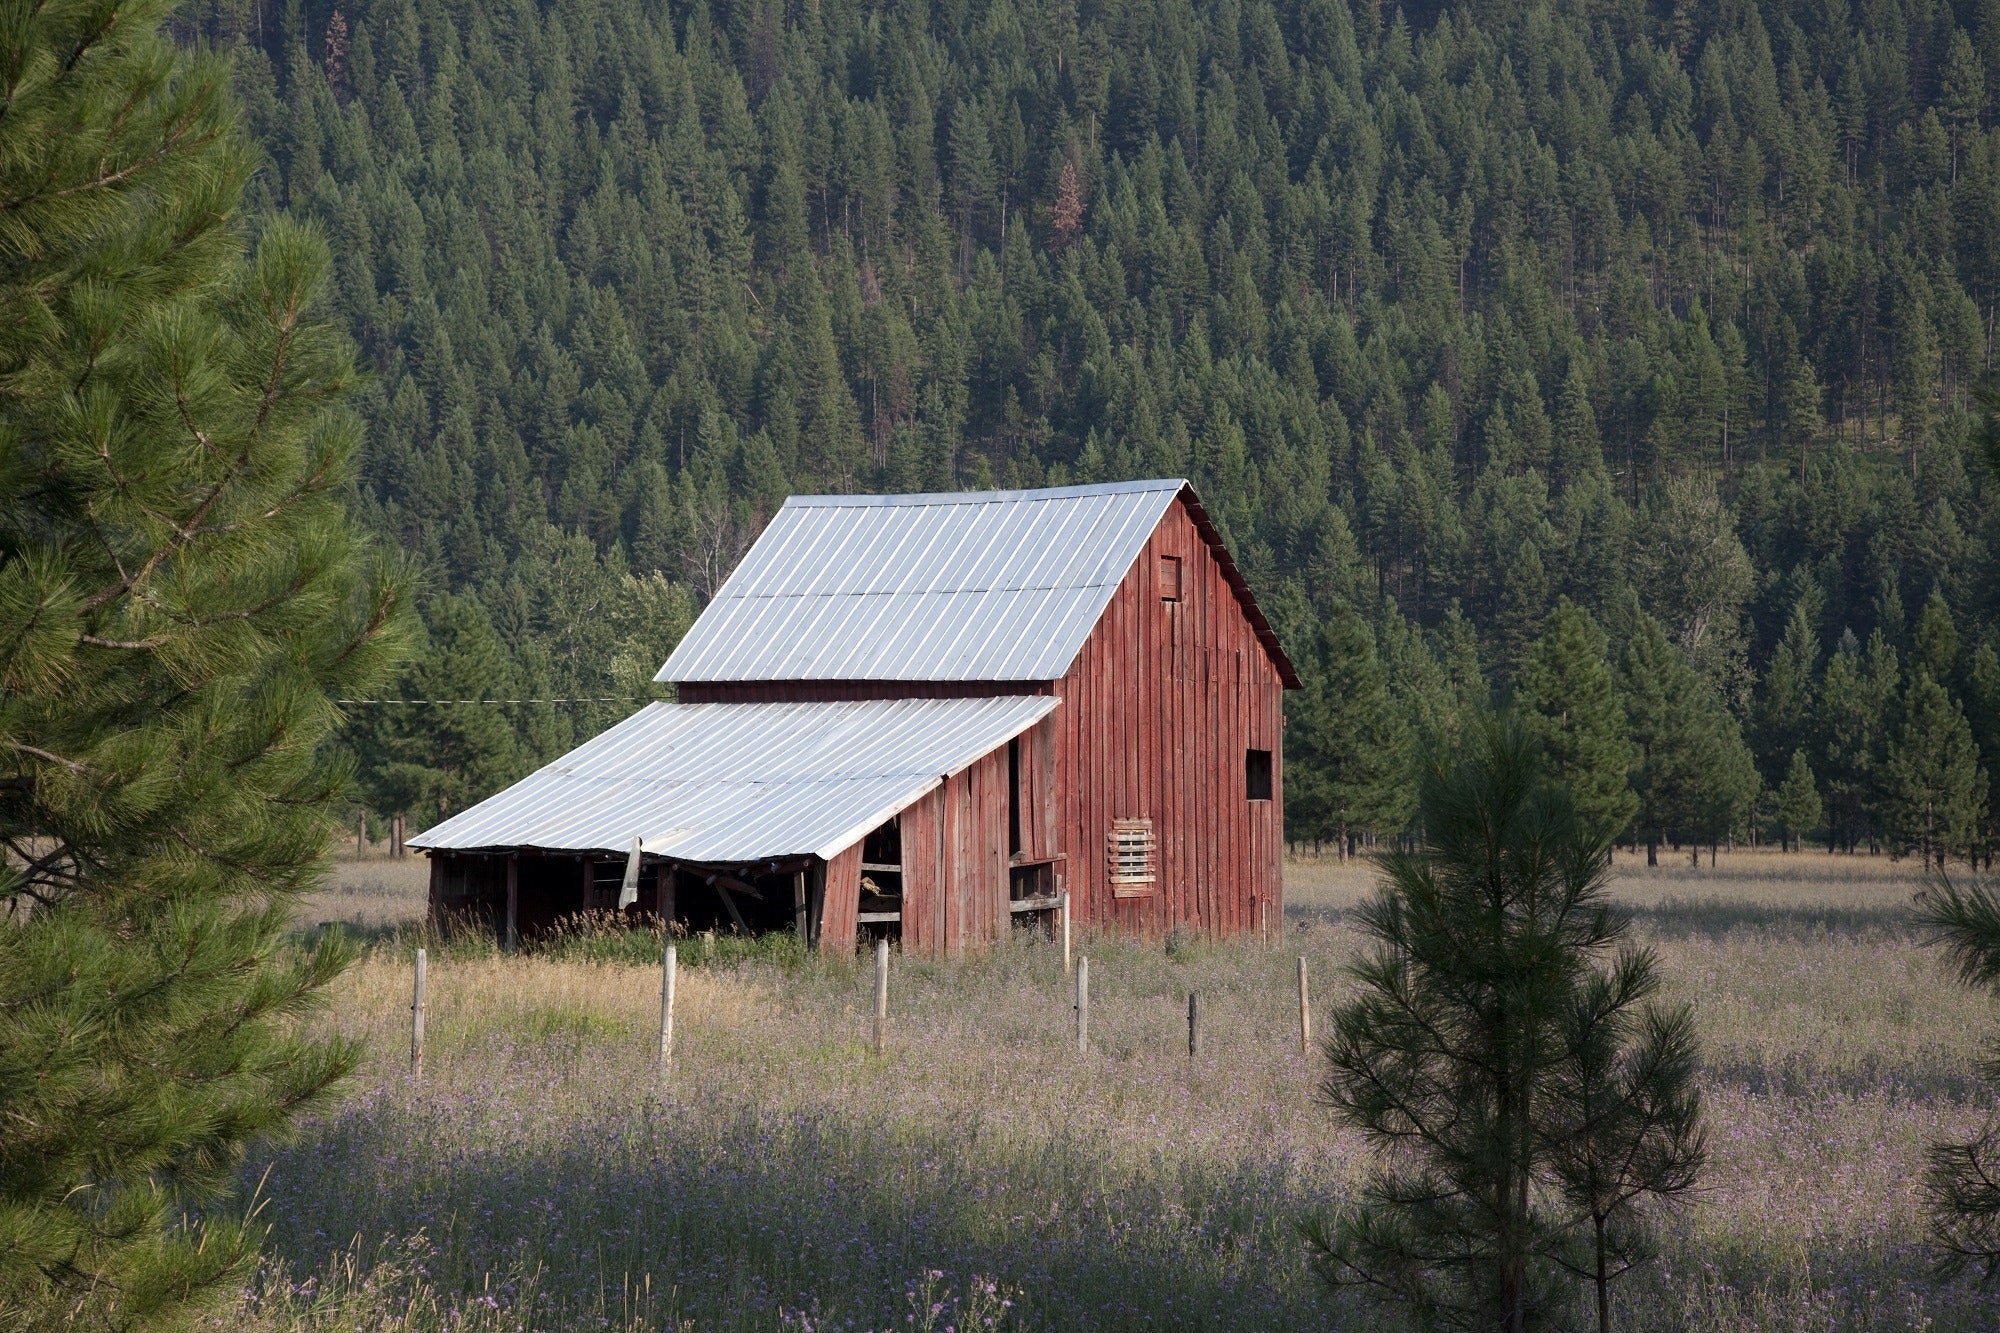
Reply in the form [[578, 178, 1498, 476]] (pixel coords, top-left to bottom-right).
[[656, 479, 1299, 687], [407, 696, 1058, 862]]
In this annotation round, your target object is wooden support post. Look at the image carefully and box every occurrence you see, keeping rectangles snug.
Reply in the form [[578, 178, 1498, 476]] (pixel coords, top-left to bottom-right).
[[391, 814, 404, 859], [356, 812, 366, 859], [504, 855, 519, 954], [581, 855, 595, 914], [1298, 956, 1312, 1054], [659, 943, 677, 1072], [873, 939, 889, 1055], [1075, 956, 1090, 1053], [410, 947, 427, 1081], [1061, 889, 1072, 975], [794, 870, 808, 939], [1187, 991, 1199, 1058], [660, 868, 677, 926]]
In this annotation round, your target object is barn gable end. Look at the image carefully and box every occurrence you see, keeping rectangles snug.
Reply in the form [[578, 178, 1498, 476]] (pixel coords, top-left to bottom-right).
[[1050, 493, 1285, 941]]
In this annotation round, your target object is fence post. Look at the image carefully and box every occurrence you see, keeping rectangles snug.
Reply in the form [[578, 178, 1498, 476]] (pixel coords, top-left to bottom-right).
[[659, 942, 676, 1072], [1075, 956, 1090, 1053], [356, 812, 366, 859], [410, 947, 427, 1081], [1298, 955, 1311, 1054], [1061, 890, 1072, 975], [1187, 990, 1199, 1058], [873, 938, 889, 1055]]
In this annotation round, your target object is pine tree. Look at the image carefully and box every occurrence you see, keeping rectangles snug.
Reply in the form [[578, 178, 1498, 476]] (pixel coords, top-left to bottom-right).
[[1916, 590, 1961, 682], [1774, 750, 1823, 852], [1943, 30, 1987, 182], [1886, 673, 1988, 866], [1780, 357, 1823, 475], [1918, 874, 2000, 1275], [1820, 631, 1902, 852], [0, 0, 408, 1318], [1551, 362, 1604, 490], [1752, 597, 1821, 789], [1618, 616, 1715, 863], [1542, 969, 1705, 1333], [1315, 716, 1703, 1328], [1515, 599, 1638, 838], [1287, 607, 1413, 855], [354, 592, 534, 823], [1694, 715, 1762, 858]]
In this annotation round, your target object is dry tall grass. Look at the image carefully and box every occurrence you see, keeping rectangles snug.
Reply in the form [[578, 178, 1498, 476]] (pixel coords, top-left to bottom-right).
[[231, 851, 2000, 1330]]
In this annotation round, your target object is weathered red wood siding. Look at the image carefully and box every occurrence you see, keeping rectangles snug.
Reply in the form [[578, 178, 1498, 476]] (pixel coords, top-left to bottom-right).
[[819, 842, 863, 954], [1017, 715, 1060, 864], [897, 747, 1013, 958], [1050, 496, 1284, 938], [899, 784, 944, 953]]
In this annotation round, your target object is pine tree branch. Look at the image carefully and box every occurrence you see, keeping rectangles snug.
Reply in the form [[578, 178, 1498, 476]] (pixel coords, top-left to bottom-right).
[[2, 738, 96, 777]]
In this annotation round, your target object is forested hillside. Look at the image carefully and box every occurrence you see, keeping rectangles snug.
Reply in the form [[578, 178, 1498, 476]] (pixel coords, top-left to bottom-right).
[[184, 0, 2000, 857]]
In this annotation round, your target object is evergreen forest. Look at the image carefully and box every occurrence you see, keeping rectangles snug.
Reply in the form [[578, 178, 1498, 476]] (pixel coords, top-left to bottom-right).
[[180, 0, 2000, 859]]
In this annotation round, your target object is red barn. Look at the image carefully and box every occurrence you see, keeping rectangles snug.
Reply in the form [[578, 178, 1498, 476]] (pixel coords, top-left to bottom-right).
[[412, 480, 1299, 954]]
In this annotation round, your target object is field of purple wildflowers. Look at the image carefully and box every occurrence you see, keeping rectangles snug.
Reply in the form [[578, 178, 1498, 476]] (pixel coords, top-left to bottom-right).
[[237, 851, 2000, 1330]]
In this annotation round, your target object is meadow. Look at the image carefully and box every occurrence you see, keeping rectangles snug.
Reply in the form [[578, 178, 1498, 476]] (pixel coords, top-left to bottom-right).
[[235, 850, 2000, 1330]]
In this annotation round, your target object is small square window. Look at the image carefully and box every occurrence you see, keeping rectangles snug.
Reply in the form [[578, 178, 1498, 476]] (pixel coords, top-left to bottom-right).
[[1158, 555, 1183, 602], [1246, 749, 1273, 801], [1108, 818, 1156, 897]]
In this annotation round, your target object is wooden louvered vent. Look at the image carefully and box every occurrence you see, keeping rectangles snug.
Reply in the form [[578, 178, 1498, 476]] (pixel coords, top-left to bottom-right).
[[1108, 818, 1157, 897]]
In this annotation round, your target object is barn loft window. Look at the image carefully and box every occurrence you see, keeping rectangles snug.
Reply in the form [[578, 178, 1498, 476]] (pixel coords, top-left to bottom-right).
[[1108, 818, 1157, 897], [1158, 555, 1183, 601], [1246, 749, 1273, 801]]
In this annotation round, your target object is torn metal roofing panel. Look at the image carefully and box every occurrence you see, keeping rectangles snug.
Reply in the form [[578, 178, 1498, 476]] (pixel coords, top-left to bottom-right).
[[657, 479, 1185, 683], [407, 696, 1060, 862]]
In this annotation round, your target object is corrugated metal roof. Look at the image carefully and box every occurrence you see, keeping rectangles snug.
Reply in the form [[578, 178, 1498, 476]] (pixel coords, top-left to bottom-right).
[[407, 696, 1059, 862], [658, 479, 1185, 683]]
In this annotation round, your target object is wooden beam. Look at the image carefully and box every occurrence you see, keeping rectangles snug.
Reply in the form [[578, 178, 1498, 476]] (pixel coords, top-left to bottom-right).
[[712, 871, 765, 901], [504, 854, 519, 952], [714, 881, 750, 932]]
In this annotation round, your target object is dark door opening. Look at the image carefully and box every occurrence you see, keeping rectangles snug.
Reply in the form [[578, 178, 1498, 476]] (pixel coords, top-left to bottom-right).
[[1008, 737, 1022, 856], [858, 818, 904, 944]]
